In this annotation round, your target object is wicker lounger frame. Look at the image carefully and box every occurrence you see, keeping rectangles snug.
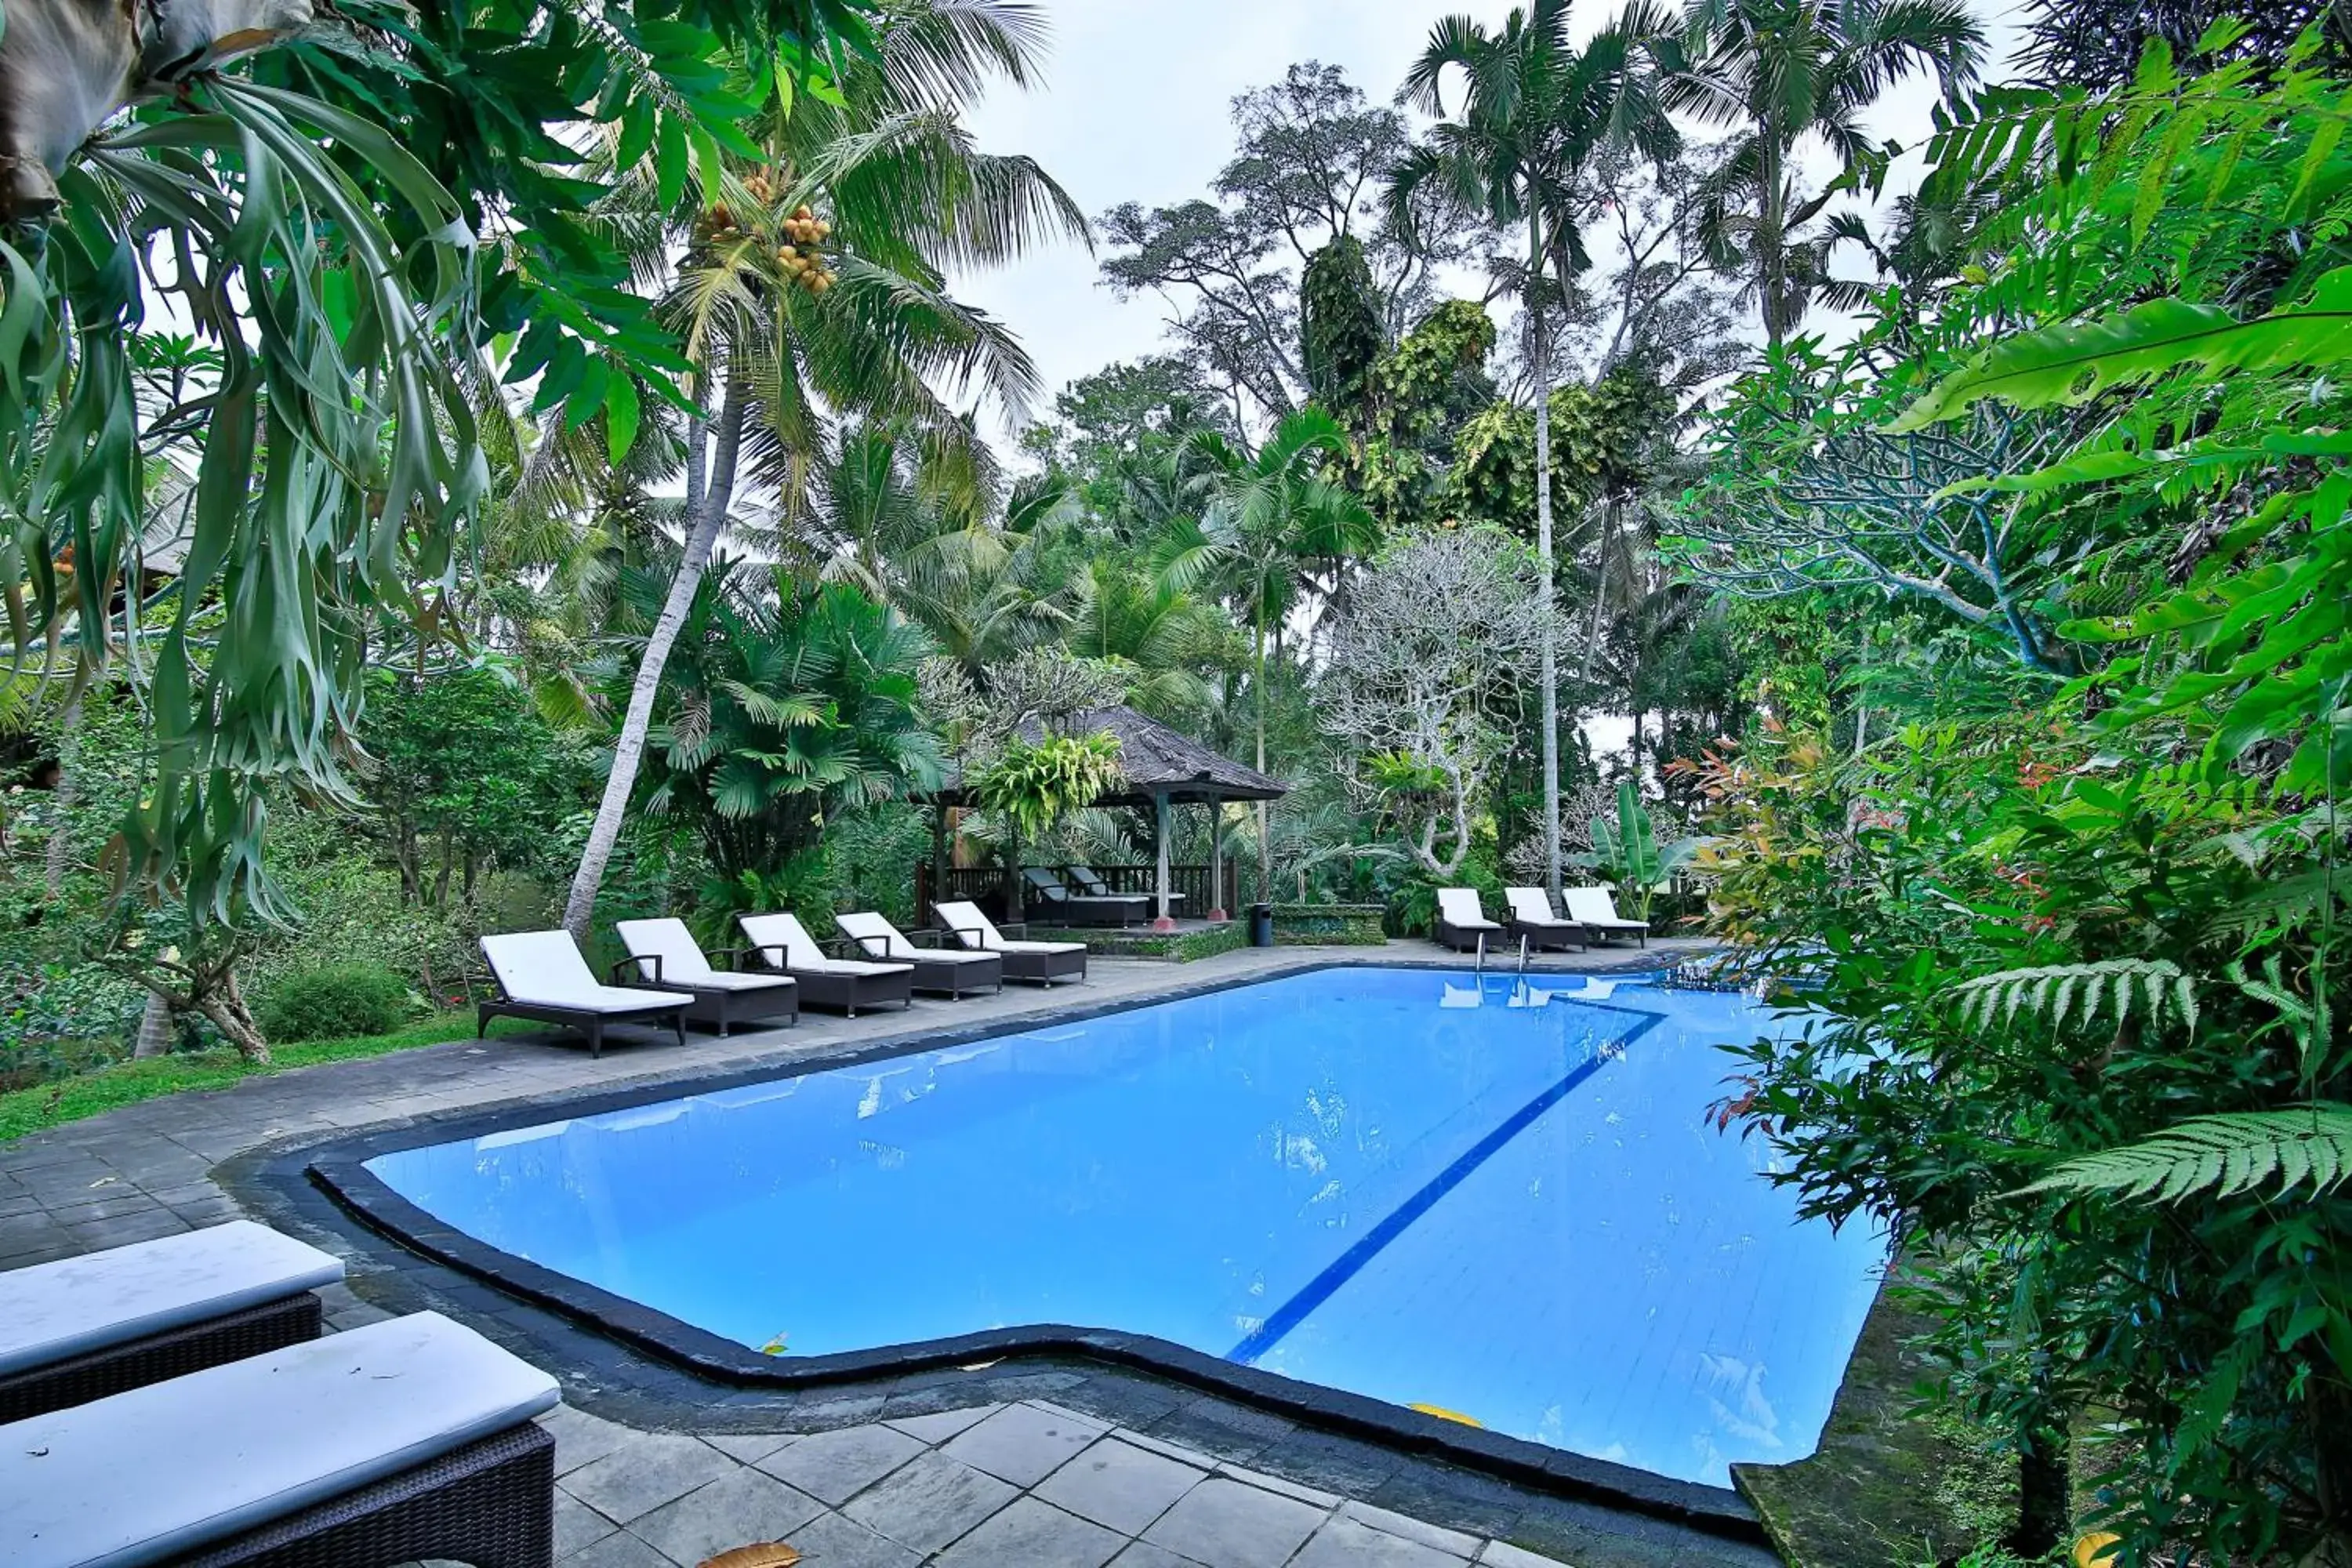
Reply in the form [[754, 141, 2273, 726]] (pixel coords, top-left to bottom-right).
[[901, 953, 1004, 999], [176, 1420, 554, 1568], [607, 955, 800, 1036], [0, 1291, 322, 1425], [745, 946, 916, 1017], [1508, 916, 1590, 953], [996, 946, 1088, 985], [477, 991, 687, 1060], [1433, 916, 1503, 954]]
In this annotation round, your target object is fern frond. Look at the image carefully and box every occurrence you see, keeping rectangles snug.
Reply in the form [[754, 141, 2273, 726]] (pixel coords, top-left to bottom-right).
[[1947, 960, 2192, 1036], [2019, 1105, 2352, 1203]]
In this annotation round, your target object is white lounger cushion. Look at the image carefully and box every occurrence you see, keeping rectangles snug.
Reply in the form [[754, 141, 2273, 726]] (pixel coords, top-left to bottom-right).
[[837, 913, 996, 965], [935, 902, 1087, 956], [0, 1221, 343, 1378], [2, 1310, 558, 1568], [1563, 887, 1648, 930], [482, 931, 693, 1012], [1436, 888, 1501, 930], [1504, 887, 1577, 927], [615, 919, 796, 993], [739, 913, 913, 978]]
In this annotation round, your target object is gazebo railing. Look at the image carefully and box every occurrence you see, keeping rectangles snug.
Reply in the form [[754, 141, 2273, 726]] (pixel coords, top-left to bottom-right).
[[916, 862, 1239, 922]]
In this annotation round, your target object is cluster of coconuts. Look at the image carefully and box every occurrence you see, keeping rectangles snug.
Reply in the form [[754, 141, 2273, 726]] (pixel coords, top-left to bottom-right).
[[773, 202, 837, 296]]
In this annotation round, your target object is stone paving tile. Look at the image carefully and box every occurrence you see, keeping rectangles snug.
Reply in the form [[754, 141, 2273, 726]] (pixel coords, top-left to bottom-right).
[[942, 1401, 1107, 1487], [1142, 1400, 1294, 1465], [754, 1422, 925, 1505], [564, 1531, 676, 1568], [881, 1402, 1000, 1445], [1477, 1544, 1569, 1566], [627, 1467, 826, 1566], [1211, 1461, 1339, 1509], [840, 1450, 1017, 1555], [932, 1497, 1126, 1568], [1341, 1500, 1483, 1558], [1032, 1436, 1208, 1536], [562, 1432, 738, 1524], [702, 1431, 797, 1464], [1292, 1515, 1471, 1567], [554, 1490, 620, 1558], [1138, 1476, 1327, 1568], [1108, 1544, 1208, 1568], [540, 1405, 641, 1477], [777, 1509, 922, 1568]]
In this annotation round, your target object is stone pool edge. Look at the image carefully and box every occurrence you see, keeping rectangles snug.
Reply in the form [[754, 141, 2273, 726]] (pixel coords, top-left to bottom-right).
[[278, 957, 1766, 1545]]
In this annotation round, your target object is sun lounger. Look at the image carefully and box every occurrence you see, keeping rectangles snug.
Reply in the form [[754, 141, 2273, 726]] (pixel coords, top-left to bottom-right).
[[1504, 887, 1587, 952], [2, 1310, 558, 1568], [1563, 886, 1650, 946], [1022, 866, 1148, 927], [1434, 888, 1504, 953], [479, 931, 693, 1059], [935, 900, 1088, 985], [836, 913, 1003, 999], [737, 912, 915, 1016], [1069, 865, 1178, 912], [613, 918, 800, 1036], [0, 1220, 343, 1425]]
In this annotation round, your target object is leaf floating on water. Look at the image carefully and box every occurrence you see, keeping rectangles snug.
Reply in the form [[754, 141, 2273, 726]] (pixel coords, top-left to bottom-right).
[[699, 1544, 802, 1568], [959, 1359, 1002, 1371], [1408, 1403, 1484, 1428]]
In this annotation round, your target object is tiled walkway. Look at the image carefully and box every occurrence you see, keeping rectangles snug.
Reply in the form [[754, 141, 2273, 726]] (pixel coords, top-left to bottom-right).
[[2, 941, 1767, 1566], [528, 1394, 1570, 1567]]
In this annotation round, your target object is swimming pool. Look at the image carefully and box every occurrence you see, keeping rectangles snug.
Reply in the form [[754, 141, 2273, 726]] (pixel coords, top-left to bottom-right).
[[363, 966, 1883, 1489]]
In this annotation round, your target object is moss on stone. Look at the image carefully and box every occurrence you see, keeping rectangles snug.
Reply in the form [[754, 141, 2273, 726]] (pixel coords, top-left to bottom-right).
[[1732, 1268, 2012, 1568]]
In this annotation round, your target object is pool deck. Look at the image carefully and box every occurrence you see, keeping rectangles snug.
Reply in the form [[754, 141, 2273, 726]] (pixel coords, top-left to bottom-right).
[[0, 939, 1773, 1568]]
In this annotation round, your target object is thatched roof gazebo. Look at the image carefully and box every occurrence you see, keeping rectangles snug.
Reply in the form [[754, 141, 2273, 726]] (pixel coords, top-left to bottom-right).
[[924, 705, 1288, 928]]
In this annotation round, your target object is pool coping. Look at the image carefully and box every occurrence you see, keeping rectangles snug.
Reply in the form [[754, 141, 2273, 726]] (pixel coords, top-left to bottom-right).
[[285, 958, 1769, 1544]]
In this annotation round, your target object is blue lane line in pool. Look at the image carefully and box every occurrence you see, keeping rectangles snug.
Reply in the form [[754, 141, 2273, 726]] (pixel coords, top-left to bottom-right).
[[1227, 1006, 1664, 1367]]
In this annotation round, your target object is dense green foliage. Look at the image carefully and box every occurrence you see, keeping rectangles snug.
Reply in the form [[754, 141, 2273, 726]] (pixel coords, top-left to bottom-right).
[[258, 965, 412, 1044]]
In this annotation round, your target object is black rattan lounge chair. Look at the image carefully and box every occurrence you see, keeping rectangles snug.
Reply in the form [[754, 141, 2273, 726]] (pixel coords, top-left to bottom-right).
[[1070, 864, 1180, 913], [1434, 888, 1505, 954], [0, 1221, 343, 1425], [935, 900, 1089, 985], [1504, 887, 1588, 953], [836, 913, 1004, 998], [613, 918, 800, 1036], [737, 912, 916, 1015], [1, 1310, 558, 1568], [478, 931, 693, 1058], [1022, 866, 1149, 927], [1563, 886, 1650, 946]]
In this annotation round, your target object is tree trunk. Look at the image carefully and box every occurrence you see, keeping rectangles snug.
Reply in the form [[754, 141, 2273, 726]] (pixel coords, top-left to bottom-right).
[[45, 690, 82, 898], [1759, 134, 1790, 347], [563, 372, 749, 938], [2007, 1415, 2071, 1559], [1254, 608, 1272, 903], [132, 990, 174, 1059], [1530, 210, 1563, 903]]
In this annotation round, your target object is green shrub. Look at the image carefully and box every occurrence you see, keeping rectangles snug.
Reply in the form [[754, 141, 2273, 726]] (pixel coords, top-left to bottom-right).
[[259, 964, 411, 1043]]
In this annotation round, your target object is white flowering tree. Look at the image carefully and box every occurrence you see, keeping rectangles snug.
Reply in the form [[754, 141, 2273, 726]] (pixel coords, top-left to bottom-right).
[[1319, 528, 1565, 877]]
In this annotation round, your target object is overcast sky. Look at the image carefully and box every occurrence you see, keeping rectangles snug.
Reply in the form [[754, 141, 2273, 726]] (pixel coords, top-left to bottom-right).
[[952, 0, 2024, 435]]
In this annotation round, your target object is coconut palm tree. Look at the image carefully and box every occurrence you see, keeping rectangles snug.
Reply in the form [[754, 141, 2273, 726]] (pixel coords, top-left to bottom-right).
[[1666, 0, 1984, 345], [560, 0, 1088, 936], [1389, 0, 1678, 900], [1160, 407, 1377, 898]]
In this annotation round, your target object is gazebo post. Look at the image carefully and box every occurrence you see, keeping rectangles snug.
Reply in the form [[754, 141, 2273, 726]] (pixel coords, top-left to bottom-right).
[[1152, 790, 1177, 932], [1207, 797, 1227, 922]]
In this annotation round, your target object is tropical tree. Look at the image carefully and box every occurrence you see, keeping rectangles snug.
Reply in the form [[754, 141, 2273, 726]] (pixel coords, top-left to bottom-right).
[[1161, 408, 1377, 896], [1391, 0, 1679, 902], [1664, 0, 1985, 345], [560, 0, 1088, 936]]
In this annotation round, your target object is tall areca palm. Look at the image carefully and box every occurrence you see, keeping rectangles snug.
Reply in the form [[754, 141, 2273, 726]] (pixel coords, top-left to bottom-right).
[[1391, 0, 1677, 900], [561, 0, 1087, 935], [1666, 0, 1984, 345], [1162, 408, 1377, 898]]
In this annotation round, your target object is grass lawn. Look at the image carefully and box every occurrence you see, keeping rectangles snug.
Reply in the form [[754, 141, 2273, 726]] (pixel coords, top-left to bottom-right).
[[0, 1010, 536, 1144]]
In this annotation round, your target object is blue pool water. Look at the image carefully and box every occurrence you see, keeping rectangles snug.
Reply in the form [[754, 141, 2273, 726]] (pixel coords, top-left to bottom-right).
[[367, 967, 1883, 1486]]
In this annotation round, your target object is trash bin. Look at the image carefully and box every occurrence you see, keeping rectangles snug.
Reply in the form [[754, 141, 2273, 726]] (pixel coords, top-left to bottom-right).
[[1248, 903, 1275, 947]]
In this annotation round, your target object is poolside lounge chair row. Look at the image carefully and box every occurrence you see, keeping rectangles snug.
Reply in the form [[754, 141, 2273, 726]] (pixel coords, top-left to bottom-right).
[[1021, 865, 1178, 926], [1, 1220, 561, 1568], [476, 902, 1091, 1057], [1434, 885, 1650, 954]]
